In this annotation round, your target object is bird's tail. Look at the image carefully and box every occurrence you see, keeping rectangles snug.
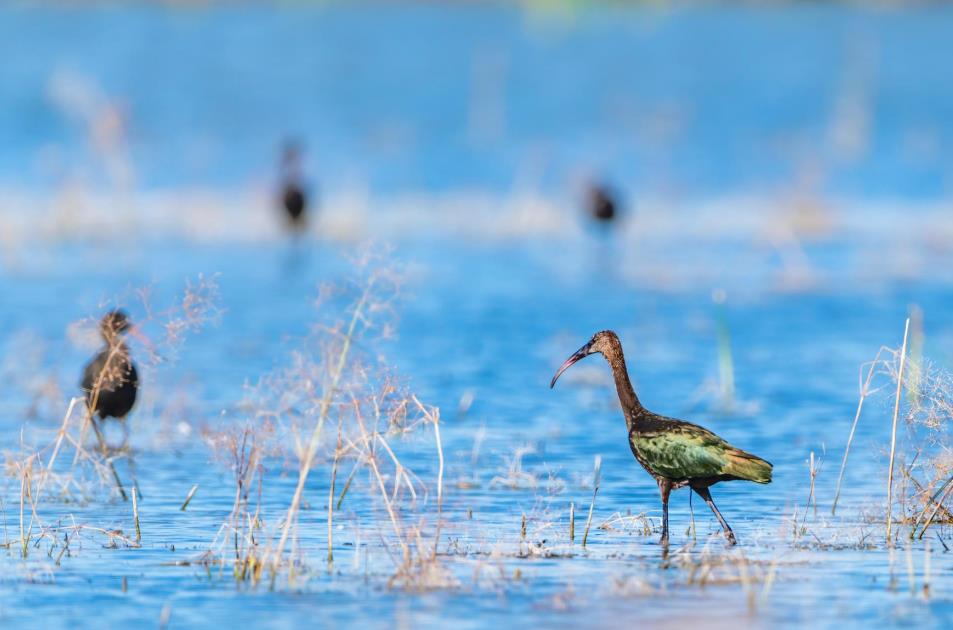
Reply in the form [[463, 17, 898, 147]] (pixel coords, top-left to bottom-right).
[[725, 448, 773, 484]]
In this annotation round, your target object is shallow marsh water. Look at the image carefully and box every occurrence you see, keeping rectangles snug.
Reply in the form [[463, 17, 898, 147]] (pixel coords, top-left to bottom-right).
[[1, 3, 953, 628], [0, 230, 951, 628]]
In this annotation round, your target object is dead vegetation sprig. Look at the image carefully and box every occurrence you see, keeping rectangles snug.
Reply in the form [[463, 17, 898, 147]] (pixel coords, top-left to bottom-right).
[[832, 315, 953, 544], [202, 253, 451, 590], [3, 449, 140, 561], [201, 423, 274, 583], [597, 511, 655, 536], [667, 543, 784, 612]]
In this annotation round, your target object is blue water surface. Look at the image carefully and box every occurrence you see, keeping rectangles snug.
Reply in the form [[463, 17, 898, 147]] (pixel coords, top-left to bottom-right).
[[0, 3, 952, 629]]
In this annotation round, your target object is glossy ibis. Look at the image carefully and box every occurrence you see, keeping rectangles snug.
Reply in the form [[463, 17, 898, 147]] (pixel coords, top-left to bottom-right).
[[550, 330, 771, 545], [588, 184, 619, 223], [80, 310, 140, 443], [279, 141, 309, 231]]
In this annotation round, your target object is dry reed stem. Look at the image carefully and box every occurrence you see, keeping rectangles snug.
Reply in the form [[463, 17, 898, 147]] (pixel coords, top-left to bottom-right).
[[915, 475, 953, 540], [132, 486, 141, 544], [582, 456, 602, 548], [832, 347, 888, 515], [909, 475, 953, 526], [412, 395, 444, 561], [61, 432, 115, 488], [269, 279, 374, 584], [351, 398, 406, 553], [886, 318, 910, 545], [180, 484, 199, 511], [373, 431, 420, 503], [19, 464, 29, 557], [204, 426, 266, 582], [54, 531, 73, 565], [335, 461, 359, 510], [41, 397, 81, 491], [433, 416, 444, 559], [801, 451, 820, 528], [90, 419, 127, 500], [328, 419, 343, 567], [569, 502, 575, 543]]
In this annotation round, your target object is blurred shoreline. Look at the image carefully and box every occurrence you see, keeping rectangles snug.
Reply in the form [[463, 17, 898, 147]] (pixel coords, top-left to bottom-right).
[[3, 185, 953, 292]]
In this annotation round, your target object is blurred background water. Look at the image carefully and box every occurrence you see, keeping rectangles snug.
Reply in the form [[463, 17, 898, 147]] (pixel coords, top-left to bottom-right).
[[1, 2, 953, 629], [4, 4, 953, 197]]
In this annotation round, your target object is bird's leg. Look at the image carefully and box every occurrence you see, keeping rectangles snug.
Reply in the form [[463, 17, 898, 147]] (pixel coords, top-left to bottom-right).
[[88, 415, 128, 501], [119, 419, 130, 453], [658, 478, 672, 546], [88, 415, 110, 454], [693, 486, 736, 545]]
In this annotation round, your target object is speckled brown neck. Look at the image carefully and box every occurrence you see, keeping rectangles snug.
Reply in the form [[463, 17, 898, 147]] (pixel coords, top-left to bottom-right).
[[601, 338, 643, 430]]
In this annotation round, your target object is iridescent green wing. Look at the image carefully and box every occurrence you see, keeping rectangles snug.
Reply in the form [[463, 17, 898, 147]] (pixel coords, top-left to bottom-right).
[[631, 422, 731, 480]]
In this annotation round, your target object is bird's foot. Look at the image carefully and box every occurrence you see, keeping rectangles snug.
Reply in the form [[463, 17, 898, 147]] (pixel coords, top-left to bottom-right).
[[724, 530, 737, 546]]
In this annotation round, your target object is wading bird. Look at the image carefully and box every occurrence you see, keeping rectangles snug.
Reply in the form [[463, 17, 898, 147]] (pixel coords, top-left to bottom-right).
[[81, 310, 140, 443], [587, 183, 619, 224], [550, 330, 771, 545], [279, 141, 309, 231]]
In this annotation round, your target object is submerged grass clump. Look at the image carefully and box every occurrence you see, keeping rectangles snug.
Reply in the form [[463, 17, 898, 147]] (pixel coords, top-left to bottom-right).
[[830, 315, 953, 546], [202, 253, 451, 590]]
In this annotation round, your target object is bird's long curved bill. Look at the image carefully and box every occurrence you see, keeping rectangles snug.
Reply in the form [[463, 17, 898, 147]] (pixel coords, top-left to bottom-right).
[[550, 343, 592, 389]]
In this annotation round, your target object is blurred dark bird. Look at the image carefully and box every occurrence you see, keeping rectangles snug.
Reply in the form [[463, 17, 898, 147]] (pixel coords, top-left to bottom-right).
[[81, 310, 139, 429], [551, 330, 772, 545], [279, 141, 309, 231], [588, 184, 619, 223]]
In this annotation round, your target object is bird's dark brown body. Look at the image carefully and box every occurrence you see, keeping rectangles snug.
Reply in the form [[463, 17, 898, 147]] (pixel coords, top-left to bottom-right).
[[81, 347, 138, 419], [589, 185, 618, 223], [551, 330, 772, 545], [81, 310, 139, 422], [282, 184, 307, 227], [279, 141, 310, 231]]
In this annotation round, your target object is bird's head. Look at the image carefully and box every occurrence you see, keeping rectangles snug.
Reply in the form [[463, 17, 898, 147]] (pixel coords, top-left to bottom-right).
[[550, 330, 621, 388], [98, 309, 154, 352], [100, 309, 132, 340]]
